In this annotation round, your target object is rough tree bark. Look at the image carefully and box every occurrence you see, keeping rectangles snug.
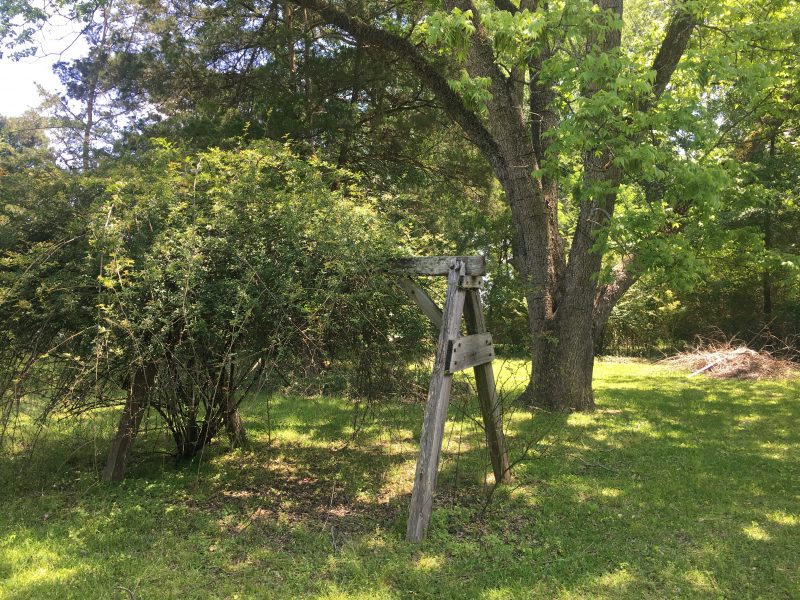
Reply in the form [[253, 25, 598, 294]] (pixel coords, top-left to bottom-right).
[[102, 363, 156, 482], [289, 0, 697, 411]]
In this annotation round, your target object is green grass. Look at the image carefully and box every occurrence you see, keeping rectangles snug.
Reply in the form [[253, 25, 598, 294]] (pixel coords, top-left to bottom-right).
[[1, 360, 798, 599]]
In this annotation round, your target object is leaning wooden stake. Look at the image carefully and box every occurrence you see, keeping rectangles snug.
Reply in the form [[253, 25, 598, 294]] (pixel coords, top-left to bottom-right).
[[102, 364, 154, 482], [406, 260, 467, 541]]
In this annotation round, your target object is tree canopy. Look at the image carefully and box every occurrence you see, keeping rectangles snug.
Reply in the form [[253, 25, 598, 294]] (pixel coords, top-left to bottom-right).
[[0, 0, 798, 428]]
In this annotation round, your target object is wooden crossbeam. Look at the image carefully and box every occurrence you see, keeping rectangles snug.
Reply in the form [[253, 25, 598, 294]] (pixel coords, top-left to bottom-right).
[[389, 255, 486, 277]]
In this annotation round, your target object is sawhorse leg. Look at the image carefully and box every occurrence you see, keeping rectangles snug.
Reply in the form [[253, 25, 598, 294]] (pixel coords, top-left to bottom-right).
[[406, 261, 466, 541], [464, 289, 510, 484]]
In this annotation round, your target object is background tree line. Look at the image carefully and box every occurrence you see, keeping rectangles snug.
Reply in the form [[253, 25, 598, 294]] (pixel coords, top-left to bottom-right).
[[0, 0, 798, 453]]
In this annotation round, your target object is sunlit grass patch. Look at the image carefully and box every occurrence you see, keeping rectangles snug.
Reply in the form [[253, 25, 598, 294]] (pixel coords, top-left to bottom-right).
[[766, 511, 798, 527], [742, 522, 772, 541], [1, 359, 798, 599]]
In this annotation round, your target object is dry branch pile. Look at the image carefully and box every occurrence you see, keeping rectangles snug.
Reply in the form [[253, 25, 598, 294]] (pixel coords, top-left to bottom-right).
[[661, 341, 799, 380]]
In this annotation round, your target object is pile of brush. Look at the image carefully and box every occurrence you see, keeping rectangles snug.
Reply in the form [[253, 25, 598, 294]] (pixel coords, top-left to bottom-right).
[[661, 337, 799, 380]]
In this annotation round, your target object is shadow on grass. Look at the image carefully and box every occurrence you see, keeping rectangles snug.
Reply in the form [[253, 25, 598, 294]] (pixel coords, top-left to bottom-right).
[[1, 362, 798, 598]]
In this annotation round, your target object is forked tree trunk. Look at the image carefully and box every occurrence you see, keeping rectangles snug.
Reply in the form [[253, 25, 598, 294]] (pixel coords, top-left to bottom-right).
[[288, 0, 695, 414], [173, 365, 247, 457], [519, 249, 601, 413], [505, 151, 623, 412]]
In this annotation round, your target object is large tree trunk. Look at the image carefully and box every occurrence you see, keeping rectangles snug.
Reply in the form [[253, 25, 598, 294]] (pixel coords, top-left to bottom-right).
[[289, 0, 695, 413], [508, 147, 625, 412], [518, 235, 603, 412], [528, 308, 597, 412], [517, 0, 625, 412]]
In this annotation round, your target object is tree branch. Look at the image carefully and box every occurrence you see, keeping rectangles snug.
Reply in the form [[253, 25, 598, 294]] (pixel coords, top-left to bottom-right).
[[593, 254, 639, 326], [648, 3, 698, 104], [445, 1, 529, 153], [486, 1, 540, 14], [493, 0, 523, 14], [287, 0, 508, 177], [588, 3, 699, 316]]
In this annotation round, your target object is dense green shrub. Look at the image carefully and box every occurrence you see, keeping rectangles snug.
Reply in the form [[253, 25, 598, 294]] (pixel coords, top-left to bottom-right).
[[1, 139, 425, 454]]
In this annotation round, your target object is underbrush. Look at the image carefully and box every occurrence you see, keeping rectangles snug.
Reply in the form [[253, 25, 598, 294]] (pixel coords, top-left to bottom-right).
[[661, 338, 798, 380]]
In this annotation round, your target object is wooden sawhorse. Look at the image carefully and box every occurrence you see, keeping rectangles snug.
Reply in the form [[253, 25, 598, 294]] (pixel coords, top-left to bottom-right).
[[392, 256, 511, 541]]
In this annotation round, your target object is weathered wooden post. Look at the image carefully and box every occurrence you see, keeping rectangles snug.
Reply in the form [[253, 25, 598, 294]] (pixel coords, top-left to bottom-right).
[[463, 286, 511, 485], [392, 256, 511, 541]]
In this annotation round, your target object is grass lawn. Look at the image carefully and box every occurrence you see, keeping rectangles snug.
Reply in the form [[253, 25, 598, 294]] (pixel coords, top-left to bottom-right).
[[1, 360, 798, 599]]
